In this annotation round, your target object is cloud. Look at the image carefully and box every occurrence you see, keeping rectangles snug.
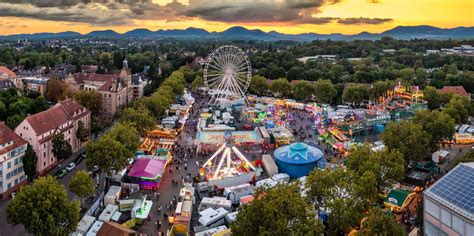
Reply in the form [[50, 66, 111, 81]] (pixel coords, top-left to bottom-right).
[[337, 17, 393, 25], [0, 0, 393, 27]]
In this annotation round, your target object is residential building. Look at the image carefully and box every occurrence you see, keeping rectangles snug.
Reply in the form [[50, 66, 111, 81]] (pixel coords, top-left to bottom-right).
[[0, 66, 19, 88], [20, 76, 50, 96], [423, 163, 474, 236], [0, 122, 28, 201], [65, 60, 133, 114], [131, 74, 151, 99], [0, 80, 16, 91], [14, 99, 90, 175]]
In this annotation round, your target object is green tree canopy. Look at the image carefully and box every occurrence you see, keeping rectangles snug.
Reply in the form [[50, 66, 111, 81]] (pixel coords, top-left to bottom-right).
[[120, 106, 155, 133], [69, 170, 94, 207], [74, 90, 102, 114], [45, 79, 71, 103], [381, 121, 430, 166], [231, 183, 324, 235], [249, 75, 269, 95], [107, 121, 140, 154], [6, 176, 80, 235], [76, 120, 88, 143], [23, 144, 37, 182], [342, 84, 369, 105], [292, 80, 315, 101], [86, 135, 131, 176], [360, 207, 406, 236], [314, 79, 337, 103], [423, 86, 442, 110], [270, 78, 291, 97], [413, 109, 456, 149], [52, 133, 72, 161], [443, 95, 473, 124]]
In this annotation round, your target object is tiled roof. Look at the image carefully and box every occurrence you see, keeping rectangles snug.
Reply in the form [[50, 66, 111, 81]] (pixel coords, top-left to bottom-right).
[[24, 106, 70, 135], [97, 221, 136, 236], [439, 86, 469, 97], [56, 98, 89, 119], [72, 73, 118, 85], [0, 66, 16, 78], [0, 122, 27, 156]]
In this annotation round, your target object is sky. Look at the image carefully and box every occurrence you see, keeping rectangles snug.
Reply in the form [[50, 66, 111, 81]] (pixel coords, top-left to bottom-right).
[[0, 0, 472, 35]]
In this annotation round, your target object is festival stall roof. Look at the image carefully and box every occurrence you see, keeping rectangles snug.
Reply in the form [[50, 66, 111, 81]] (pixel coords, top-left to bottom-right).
[[384, 188, 415, 212], [97, 221, 137, 236], [274, 142, 325, 178], [197, 131, 261, 145], [128, 158, 166, 180]]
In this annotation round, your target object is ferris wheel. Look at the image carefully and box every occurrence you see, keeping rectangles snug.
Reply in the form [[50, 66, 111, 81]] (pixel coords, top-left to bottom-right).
[[204, 45, 252, 105]]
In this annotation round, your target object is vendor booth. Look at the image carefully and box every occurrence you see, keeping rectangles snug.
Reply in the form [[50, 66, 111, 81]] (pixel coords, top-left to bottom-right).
[[127, 158, 167, 190]]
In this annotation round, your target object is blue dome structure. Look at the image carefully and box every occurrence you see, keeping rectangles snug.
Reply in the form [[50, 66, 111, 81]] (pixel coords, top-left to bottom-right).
[[273, 142, 325, 178]]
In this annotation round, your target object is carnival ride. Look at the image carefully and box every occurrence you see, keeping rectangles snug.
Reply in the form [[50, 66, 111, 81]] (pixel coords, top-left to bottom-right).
[[204, 45, 252, 106], [200, 131, 256, 181], [140, 125, 178, 153]]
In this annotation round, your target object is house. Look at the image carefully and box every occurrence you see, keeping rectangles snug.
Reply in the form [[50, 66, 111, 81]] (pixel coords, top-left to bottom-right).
[[14, 99, 90, 175], [439, 86, 470, 97], [131, 74, 151, 99], [0, 66, 19, 88], [20, 76, 50, 96], [65, 59, 133, 115], [423, 163, 474, 236], [0, 80, 16, 91], [97, 221, 138, 236], [0, 122, 28, 201]]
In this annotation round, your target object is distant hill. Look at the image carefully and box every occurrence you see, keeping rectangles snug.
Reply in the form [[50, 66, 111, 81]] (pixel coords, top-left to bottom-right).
[[1, 25, 473, 41]]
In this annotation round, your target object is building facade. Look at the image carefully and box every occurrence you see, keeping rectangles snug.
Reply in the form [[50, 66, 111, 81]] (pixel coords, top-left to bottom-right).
[[423, 163, 474, 236], [64, 60, 133, 115], [0, 122, 28, 201], [20, 76, 50, 96], [14, 99, 90, 175]]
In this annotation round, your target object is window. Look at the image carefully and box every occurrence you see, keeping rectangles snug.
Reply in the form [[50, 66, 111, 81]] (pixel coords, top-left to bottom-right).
[[7, 162, 11, 169], [44, 161, 46, 167], [452, 214, 464, 234], [0, 170, 2, 175], [441, 208, 451, 227], [14, 158, 18, 165], [426, 199, 440, 219], [14, 178, 18, 185], [7, 183, 11, 189]]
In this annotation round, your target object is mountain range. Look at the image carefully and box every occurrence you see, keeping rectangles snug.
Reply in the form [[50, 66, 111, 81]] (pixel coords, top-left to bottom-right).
[[2, 25, 473, 41]]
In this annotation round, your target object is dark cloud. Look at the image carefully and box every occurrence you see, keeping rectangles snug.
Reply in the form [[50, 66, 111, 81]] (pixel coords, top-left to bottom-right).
[[0, 0, 393, 27], [337, 17, 393, 25]]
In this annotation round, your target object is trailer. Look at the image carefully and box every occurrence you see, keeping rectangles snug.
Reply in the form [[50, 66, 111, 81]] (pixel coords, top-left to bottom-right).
[[261, 154, 278, 177], [223, 183, 254, 204], [98, 204, 119, 222], [198, 207, 229, 228], [195, 226, 229, 236], [104, 185, 121, 206], [198, 197, 232, 212]]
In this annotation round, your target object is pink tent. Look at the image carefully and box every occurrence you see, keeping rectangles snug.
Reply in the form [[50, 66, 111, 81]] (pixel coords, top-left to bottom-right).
[[128, 158, 166, 179]]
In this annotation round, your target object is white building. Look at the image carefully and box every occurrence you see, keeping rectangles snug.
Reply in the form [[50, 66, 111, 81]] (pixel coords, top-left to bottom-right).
[[0, 122, 28, 201], [423, 163, 474, 236], [297, 55, 337, 63]]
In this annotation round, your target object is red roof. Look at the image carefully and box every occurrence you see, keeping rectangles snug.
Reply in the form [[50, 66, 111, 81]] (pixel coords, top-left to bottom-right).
[[97, 221, 137, 236], [56, 98, 90, 119], [0, 66, 16, 78], [72, 73, 118, 85], [0, 122, 27, 156], [439, 86, 469, 97], [24, 106, 70, 135]]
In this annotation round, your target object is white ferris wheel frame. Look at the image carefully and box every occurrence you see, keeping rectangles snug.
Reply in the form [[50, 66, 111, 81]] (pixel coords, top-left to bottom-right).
[[204, 45, 252, 105]]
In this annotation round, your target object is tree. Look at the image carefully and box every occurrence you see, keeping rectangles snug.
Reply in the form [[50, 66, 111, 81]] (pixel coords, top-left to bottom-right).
[[74, 90, 102, 114], [314, 79, 337, 103], [107, 121, 140, 154], [360, 207, 406, 236], [45, 79, 70, 103], [270, 78, 291, 97], [413, 110, 455, 149], [347, 144, 405, 194], [231, 183, 323, 235], [120, 107, 155, 133], [6, 176, 80, 235], [292, 80, 315, 101], [423, 86, 442, 110], [342, 84, 369, 105], [443, 95, 472, 124], [287, 66, 305, 81], [86, 135, 130, 176], [249, 75, 269, 95], [23, 144, 37, 182], [76, 120, 88, 143], [381, 121, 430, 166], [52, 133, 72, 161], [69, 170, 94, 207], [6, 114, 24, 129], [191, 74, 204, 89]]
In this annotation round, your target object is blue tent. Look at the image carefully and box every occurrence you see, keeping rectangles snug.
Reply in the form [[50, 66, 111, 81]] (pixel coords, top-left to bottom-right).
[[274, 142, 325, 178]]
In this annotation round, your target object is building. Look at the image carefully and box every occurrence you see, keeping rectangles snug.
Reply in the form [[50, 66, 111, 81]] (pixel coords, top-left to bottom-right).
[[0, 80, 16, 91], [0, 66, 19, 88], [0, 122, 28, 201], [423, 163, 474, 236], [131, 74, 150, 99], [14, 99, 90, 175], [439, 86, 470, 97], [65, 60, 132, 114], [97, 221, 138, 236], [297, 55, 337, 63], [20, 76, 50, 96]]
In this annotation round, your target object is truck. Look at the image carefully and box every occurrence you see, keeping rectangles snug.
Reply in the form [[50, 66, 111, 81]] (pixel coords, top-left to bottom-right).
[[223, 183, 254, 205], [261, 154, 278, 177]]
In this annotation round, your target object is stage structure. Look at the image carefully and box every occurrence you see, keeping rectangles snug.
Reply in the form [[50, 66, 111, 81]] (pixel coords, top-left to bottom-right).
[[204, 45, 251, 105], [202, 131, 256, 180]]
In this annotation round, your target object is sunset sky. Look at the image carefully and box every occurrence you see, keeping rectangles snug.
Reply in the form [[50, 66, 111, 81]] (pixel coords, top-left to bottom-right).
[[0, 0, 472, 35]]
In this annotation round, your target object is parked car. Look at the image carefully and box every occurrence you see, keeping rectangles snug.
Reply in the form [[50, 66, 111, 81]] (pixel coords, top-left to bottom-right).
[[66, 163, 76, 172], [54, 169, 67, 178], [74, 156, 83, 165]]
